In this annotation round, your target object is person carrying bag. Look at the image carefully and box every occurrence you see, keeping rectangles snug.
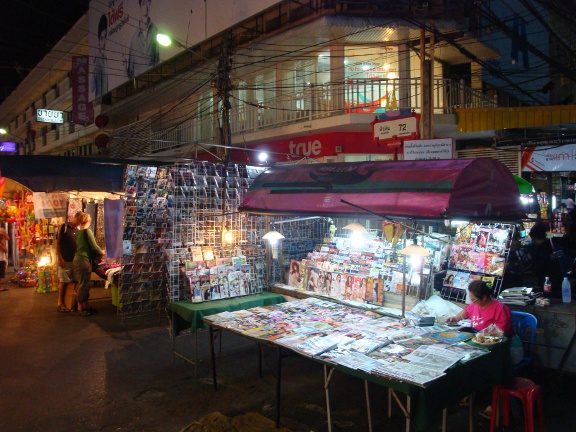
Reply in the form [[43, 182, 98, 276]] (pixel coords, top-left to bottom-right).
[[72, 212, 104, 316]]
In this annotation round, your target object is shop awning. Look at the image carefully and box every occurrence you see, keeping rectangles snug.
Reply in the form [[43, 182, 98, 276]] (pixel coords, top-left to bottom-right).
[[0, 156, 137, 194], [239, 158, 526, 221]]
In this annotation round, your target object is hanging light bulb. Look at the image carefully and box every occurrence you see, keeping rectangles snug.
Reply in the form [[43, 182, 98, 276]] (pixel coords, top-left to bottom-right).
[[399, 239, 430, 257], [343, 220, 368, 233]]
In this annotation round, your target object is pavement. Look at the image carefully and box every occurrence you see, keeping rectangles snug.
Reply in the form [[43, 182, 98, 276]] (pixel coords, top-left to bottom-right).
[[1, 272, 575, 432]]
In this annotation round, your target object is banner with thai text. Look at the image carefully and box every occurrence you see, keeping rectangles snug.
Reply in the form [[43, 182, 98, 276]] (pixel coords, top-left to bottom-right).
[[521, 144, 576, 171], [404, 138, 454, 160]]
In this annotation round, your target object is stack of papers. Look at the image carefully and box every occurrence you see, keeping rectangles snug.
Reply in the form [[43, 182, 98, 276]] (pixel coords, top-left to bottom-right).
[[498, 287, 537, 305]]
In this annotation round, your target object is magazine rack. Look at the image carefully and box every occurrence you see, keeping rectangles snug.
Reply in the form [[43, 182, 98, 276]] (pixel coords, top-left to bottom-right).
[[439, 223, 515, 303]]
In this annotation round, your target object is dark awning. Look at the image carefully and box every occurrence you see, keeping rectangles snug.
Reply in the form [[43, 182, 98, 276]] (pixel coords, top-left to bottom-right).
[[239, 158, 526, 221], [0, 156, 135, 193]]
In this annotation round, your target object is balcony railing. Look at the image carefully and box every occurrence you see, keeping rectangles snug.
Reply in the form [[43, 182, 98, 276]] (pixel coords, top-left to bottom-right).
[[113, 78, 497, 156]]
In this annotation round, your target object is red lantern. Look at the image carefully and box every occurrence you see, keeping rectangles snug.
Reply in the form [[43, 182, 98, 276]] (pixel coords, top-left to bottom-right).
[[95, 115, 109, 129], [95, 134, 110, 149]]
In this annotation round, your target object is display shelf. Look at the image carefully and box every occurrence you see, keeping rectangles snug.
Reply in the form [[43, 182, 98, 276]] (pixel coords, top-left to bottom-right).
[[438, 223, 513, 303], [165, 161, 267, 303]]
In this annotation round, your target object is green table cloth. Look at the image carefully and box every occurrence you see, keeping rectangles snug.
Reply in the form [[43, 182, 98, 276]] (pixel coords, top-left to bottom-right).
[[168, 292, 286, 336]]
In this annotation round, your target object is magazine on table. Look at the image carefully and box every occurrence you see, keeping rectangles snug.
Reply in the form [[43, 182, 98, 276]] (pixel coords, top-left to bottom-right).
[[403, 345, 465, 372], [372, 360, 446, 387], [332, 351, 375, 370], [294, 335, 342, 357], [444, 342, 489, 362]]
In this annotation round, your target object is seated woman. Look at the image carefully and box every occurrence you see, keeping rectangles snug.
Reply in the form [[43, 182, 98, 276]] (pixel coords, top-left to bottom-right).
[[446, 279, 513, 337], [446, 279, 515, 419]]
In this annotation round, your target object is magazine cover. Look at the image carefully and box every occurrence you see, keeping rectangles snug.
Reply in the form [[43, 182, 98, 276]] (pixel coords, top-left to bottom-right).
[[288, 260, 301, 288], [364, 277, 377, 303], [330, 273, 345, 299], [453, 271, 470, 289], [390, 271, 405, 294], [218, 275, 230, 298], [350, 276, 365, 302], [228, 271, 241, 296], [190, 275, 202, 303], [298, 264, 308, 290], [444, 269, 456, 287], [239, 271, 251, 295], [307, 267, 320, 292]]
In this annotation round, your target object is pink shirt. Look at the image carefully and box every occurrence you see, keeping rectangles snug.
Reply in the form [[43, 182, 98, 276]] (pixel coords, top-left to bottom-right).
[[465, 300, 514, 338]]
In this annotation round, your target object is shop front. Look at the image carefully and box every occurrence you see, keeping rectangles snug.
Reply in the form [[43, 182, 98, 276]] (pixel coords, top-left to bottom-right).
[[0, 156, 129, 294]]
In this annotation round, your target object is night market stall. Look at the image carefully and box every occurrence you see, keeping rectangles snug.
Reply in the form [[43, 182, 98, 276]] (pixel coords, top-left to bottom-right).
[[0, 156, 128, 296]]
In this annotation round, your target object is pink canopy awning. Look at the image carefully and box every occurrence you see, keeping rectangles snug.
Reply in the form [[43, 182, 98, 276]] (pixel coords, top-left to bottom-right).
[[239, 158, 525, 221]]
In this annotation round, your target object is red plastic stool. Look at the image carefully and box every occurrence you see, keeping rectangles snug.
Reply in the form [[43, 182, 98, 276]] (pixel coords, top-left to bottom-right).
[[490, 377, 545, 432]]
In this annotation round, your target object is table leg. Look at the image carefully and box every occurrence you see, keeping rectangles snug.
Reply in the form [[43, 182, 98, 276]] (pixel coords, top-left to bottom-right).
[[276, 346, 282, 428], [171, 310, 176, 366], [468, 392, 475, 432], [209, 325, 218, 391], [324, 365, 335, 432], [364, 380, 372, 432], [258, 343, 263, 378], [406, 396, 411, 432], [194, 330, 198, 379]]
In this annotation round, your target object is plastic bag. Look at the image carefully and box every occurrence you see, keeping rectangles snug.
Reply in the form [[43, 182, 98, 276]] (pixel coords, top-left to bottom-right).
[[423, 294, 464, 324], [476, 323, 504, 337]]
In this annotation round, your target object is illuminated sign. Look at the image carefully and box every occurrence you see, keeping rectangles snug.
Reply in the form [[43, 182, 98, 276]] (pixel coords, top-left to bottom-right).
[[0, 141, 17, 152], [37, 109, 64, 124]]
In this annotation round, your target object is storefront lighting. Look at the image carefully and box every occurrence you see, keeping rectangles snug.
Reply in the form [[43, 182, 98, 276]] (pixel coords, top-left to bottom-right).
[[450, 220, 469, 227], [37, 256, 51, 267], [203, 250, 215, 261], [262, 227, 285, 245], [0, 128, 7, 135], [223, 229, 233, 243], [258, 152, 268, 163]]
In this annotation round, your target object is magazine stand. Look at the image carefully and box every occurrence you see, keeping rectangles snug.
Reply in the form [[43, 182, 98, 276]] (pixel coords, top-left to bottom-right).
[[439, 223, 515, 303]]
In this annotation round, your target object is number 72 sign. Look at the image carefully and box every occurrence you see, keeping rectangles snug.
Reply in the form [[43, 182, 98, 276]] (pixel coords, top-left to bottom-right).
[[373, 115, 420, 141]]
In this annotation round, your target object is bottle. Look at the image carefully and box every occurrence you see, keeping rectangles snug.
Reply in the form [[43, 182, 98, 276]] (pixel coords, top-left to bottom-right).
[[543, 276, 552, 298], [562, 277, 572, 303]]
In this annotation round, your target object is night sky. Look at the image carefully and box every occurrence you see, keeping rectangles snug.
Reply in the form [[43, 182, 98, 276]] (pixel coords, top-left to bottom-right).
[[0, 0, 90, 104]]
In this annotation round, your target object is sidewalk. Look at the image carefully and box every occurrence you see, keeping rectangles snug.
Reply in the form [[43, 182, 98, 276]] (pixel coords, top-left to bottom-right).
[[0, 272, 574, 432]]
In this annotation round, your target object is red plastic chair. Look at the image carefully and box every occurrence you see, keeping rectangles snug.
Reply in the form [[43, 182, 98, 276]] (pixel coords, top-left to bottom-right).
[[490, 377, 545, 432]]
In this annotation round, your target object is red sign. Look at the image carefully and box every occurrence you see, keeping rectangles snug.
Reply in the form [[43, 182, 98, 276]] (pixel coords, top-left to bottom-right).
[[71, 56, 94, 125], [230, 132, 396, 163]]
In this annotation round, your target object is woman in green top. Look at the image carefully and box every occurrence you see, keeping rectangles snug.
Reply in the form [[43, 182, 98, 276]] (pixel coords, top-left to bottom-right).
[[73, 212, 104, 316]]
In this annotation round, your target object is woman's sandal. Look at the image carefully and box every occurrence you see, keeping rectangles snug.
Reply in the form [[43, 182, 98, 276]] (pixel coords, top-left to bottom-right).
[[57, 305, 70, 313], [77, 309, 91, 316], [479, 405, 493, 420]]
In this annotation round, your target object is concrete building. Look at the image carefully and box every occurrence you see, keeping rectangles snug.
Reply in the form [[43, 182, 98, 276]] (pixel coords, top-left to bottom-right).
[[1, 0, 576, 199]]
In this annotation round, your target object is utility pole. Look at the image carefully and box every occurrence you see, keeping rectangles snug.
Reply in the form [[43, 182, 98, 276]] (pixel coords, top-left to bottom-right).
[[216, 33, 234, 238], [217, 33, 233, 160]]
